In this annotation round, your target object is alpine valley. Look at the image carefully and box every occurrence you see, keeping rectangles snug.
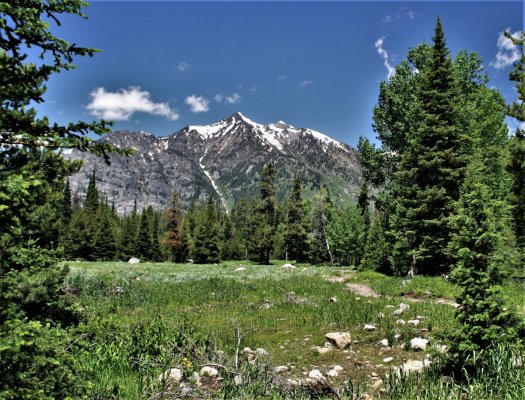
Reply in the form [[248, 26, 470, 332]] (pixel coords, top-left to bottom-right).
[[67, 112, 362, 213]]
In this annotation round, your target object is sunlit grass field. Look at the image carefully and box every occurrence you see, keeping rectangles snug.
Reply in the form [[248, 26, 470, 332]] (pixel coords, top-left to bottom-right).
[[66, 261, 525, 399]]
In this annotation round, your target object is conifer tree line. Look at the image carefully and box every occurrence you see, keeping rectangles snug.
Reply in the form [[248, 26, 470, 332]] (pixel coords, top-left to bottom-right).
[[61, 164, 377, 266]]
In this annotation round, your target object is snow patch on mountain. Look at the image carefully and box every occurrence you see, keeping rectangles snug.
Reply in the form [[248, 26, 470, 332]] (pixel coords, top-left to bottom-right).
[[199, 148, 228, 209]]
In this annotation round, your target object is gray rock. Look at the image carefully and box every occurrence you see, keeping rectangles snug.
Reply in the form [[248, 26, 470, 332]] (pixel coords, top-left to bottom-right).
[[199, 366, 219, 378], [128, 257, 140, 264], [158, 368, 183, 384], [325, 332, 352, 349], [410, 337, 429, 351]]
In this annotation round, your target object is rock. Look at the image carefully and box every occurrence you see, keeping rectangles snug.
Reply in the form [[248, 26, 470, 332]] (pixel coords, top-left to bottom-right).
[[128, 257, 140, 264], [200, 366, 219, 378], [393, 308, 404, 316], [370, 379, 383, 391], [234, 375, 243, 385], [180, 387, 192, 396], [329, 297, 337, 303], [312, 344, 334, 355], [308, 369, 325, 381], [325, 332, 352, 349], [401, 359, 432, 374], [364, 324, 376, 332], [274, 365, 289, 374], [235, 267, 246, 271], [410, 337, 429, 351], [377, 312, 385, 318], [242, 347, 255, 354], [383, 357, 394, 363], [158, 368, 183, 384], [407, 319, 420, 326], [282, 263, 296, 269], [399, 303, 410, 310], [327, 369, 338, 378], [396, 319, 406, 325], [255, 348, 269, 357], [332, 365, 344, 372], [380, 339, 389, 347]]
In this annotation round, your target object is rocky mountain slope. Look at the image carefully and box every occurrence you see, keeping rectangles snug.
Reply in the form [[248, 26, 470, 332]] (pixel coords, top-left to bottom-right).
[[67, 112, 362, 213]]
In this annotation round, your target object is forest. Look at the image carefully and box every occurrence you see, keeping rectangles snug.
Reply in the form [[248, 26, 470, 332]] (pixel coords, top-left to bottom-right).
[[0, 1, 524, 399]]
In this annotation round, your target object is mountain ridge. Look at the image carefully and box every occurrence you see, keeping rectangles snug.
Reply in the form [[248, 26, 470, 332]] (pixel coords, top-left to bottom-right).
[[67, 112, 362, 214]]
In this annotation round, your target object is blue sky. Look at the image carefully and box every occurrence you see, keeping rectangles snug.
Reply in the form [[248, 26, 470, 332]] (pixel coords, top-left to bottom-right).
[[37, 1, 523, 147]]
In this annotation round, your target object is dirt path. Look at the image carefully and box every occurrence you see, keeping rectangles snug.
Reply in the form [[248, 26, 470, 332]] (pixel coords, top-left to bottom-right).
[[324, 274, 458, 307]]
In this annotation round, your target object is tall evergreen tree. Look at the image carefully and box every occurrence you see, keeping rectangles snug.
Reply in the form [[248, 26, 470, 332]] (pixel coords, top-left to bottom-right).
[[134, 211, 153, 261], [283, 177, 308, 262], [60, 179, 72, 224], [193, 198, 221, 263], [446, 158, 523, 374], [505, 31, 525, 267], [92, 205, 117, 261], [360, 212, 387, 271], [250, 163, 277, 264], [392, 18, 470, 275], [85, 169, 99, 214], [150, 211, 163, 262], [328, 205, 365, 266], [162, 192, 188, 262], [357, 180, 371, 233]]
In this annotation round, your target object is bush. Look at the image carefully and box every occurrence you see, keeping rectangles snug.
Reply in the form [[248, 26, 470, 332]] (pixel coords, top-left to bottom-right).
[[0, 319, 89, 400]]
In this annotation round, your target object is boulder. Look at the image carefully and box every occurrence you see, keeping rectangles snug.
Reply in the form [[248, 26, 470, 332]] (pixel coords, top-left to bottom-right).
[[370, 379, 383, 391], [327, 369, 339, 378], [329, 297, 337, 303], [158, 368, 183, 384], [410, 337, 429, 351], [200, 366, 219, 378], [407, 319, 420, 326], [364, 324, 376, 332], [235, 267, 246, 271], [255, 348, 269, 357], [281, 263, 296, 269], [274, 365, 289, 374], [383, 357, 394, 363], [332, 365, 344, 372], [308, 369, 325, 381], [401, 359, 431, 374], [325, 332, 352, 349], [128, 257, 140, 264], [379, 339, 389, 347]]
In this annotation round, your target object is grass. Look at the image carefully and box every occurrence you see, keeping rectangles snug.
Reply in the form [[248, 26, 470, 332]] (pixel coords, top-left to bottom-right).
[[65, 261, 524, 399]]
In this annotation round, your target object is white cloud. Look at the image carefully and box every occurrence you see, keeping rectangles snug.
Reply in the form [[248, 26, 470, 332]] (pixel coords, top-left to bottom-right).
[[490, 29, 522, 69], [87, 86, 179, 121], [178, 62, 190, 71], [382, 7, 415, 24], [299, 80, 313, 87], [185, 94, 210, 113], [225, 93, 242, 104], [214, 92, 242, 104], [375, 36, 395, 79]]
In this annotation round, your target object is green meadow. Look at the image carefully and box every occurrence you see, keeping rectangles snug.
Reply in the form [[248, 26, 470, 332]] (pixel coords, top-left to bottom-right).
[[66, 261, 525, 399]]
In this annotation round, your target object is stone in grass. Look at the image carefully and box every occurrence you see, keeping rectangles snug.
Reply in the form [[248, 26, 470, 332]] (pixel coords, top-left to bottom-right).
[[379, 339, 389, 347], [383, 357, 394, 363], [158, 368, 183, 384], [308, 369, 325, 381], [329, 297, 337, 303], [128, 257, 140, 264], [256, 348, 269, 357], [282, 263, 296, 269], [332, 365, 344, 372], [274, 366, 289, 374], [364, 324, 376, 332], [235, 267, 246, 271], [400, 359, 432, 375], [325, 332, 352, 349], [327, 369, 339, 378], [407, 319, 420, 326], [410, 337, 429, 351], [200, 366, 219, 378], [370, 379, 383, 391]]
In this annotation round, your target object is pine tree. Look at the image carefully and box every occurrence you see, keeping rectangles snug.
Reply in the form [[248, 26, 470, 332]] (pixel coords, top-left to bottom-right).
[[150, 211, 163, 262], [328, 205, 365, 266], [357, 181, 371, 233], [85, 169, 99, 214], [92, 205, 117, 261], [250, 163, 277, 265], [193, 198, 221, 264], [360, 212, 387, 271], [283, 177, 308, 262], [162, 192, 188, 262], [446, 158, 523, 374], [505, 31, 525, 267], [393, 18, 470, 275], [60, 179, 72, 224], [134, 211, 153, 261]]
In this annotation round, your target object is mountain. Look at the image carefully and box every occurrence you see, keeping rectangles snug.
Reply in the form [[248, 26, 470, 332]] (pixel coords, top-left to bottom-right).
[[67, 112, 362, 213]]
